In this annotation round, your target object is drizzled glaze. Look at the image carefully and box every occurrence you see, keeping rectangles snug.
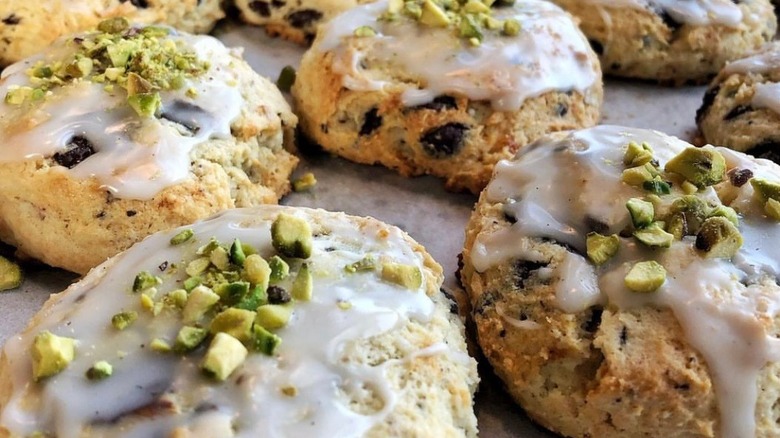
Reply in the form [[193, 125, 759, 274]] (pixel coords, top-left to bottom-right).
[[470, 125, 780, 437], [0, 31, 243, 200], [582, 0, 744, 27], [722, 44, 780, 116], [317, 0, 599, 111], [0, 207, 467, 437]]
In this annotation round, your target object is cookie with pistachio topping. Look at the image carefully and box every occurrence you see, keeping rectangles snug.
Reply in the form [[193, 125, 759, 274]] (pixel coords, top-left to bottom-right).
[[549, 0, 776, 84], [292, 0, 602, 194], [0, 0, 225, 66], [697, 41, 780, 163], [0, 206, 478, 437], [0, 20, 299, 275], [460, 125, 780, 438]]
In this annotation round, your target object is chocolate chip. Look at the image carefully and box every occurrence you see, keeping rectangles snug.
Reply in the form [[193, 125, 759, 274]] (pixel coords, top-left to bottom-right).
[[271, 0, 285, 7], [696, 85, 720, 124], [655, 9, 682, 33], [420, 123, 468, 157], [2, 14, 20, 25], [440, 288, 459, 314], [513, 259, 548, 289], [248, 0, 271, 16], [414, 95, 457, 111], [555, 103, 568, 117], [724, 104, 753, 121], [267, 285, 291, 304], [503, 206, 518, 224], [286, 9, 323, 28], [747, 139, 780, 163], [588, 39, 604, 56], [126, 210, 137, 217], [581, 306, 603, 333], [160, 100, 206, 135], [52, 136, 95, 169], [359, 107, 382, 136], [472, 291, 496, 316], [121, 0, 149, 8], [619, 326, 628, 346], [728, 168, 753, 187]]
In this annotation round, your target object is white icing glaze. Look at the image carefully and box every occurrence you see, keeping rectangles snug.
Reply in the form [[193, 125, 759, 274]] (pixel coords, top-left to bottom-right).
[[0, 31, 243, 200], [720, 45, 780, 118], [318, 0, 599, 111], [0, 207, 463, 437], [470, 125, 780, 438], [581, 0, 744, 27]]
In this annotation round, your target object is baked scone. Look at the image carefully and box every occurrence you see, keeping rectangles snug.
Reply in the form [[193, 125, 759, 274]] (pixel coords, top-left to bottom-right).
[[0, 0, 224, 66], [697, 42, 780, 163], [0, 19, 298, 275], [0, 206, 479, 437], [549, 0, 777, 84], [461, 125, 780, 437], [235, 0, 374, 45], [292, 0, 602, 194]]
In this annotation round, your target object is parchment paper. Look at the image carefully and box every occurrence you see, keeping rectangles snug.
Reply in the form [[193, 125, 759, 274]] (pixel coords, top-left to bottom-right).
[[0, 22, 709, 437]]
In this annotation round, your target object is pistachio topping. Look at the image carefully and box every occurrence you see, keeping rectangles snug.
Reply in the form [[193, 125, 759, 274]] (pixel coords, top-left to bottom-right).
[[271, 213, 313, 259], [292, 263, 313, 301], [132, 271, 162, 292], [380, 262, 423, 290], [111, 311, 138, 330], [202, 332, 248, 381], [664, 147, 726, 188], [4, 18, 210, 117], [695, 216, 743, 259], [345, 255, 377, 273], [85, 361, 113, 380], [634, 222, 674, 248], [292, 172, 317, 192], [624, 261, 666, 293], [626, 198, 654, 228], [170, 229, 194, 245], [585, 232, 619, 265], [623, 141, 655, 167], [31, 331, 76, 381], [0, 255, 23, 291]]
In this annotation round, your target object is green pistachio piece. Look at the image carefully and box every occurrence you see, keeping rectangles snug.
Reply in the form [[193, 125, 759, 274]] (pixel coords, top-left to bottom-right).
[[585, 232, 619, 265], [381, 262, 422, 290], [251, 325, 282, 356], [634, 222, 674, 248], [750, 177, 780, 202], [234, 285, 267, 311], [243, 254, 271, 291], [625, 261, 666, 293], [623, 142, 654, 167], [502, 19, 521, 36], [276, 65, 296, 93], [86, 361, 113, 380], [0, 255, 23, 291], [196, 238, 220, 256], [229, 239, 246, 267], [202, 333, 248, 381], [215, 281, 250, 305], [765, 198, 780, 221], [664, 147, 726, 188], [271, 213, 313, 259], [292, 263, 313, 301], [345, 255, 377, 273], [695, 216, 743, 258], [459, 14, 483, 41], [681, 180, 699, 195], [420, 0, 451, 27], [210, 308, 256, 343], [182, 285, 220, 324], [666, 214, 687, 240], [626, 198, 654, 228], [209, 246, 230, 271], [403, 2, 423, 18], [621, 163, 656, 187], [668, 195, 710, 235], [170, 229, 194, 245], [642, 178, 671, 195], [132, 271, 162, 292], [31, 331, 76, 381], [463, 0, 489, 13], [708, 204, 739, 227], [150, 338, 172, 352], [174, 326, 209, 352], [268, 256, 290, 283], [97, 17, 130, 34], [65, 57, 93, 78], [111, 311, 138, 330], [183, 276, 201, 292], [186, 257, 211, 277], [388, 0, 404, 13], [292, 172, 317, 192], [127, 92, 162, 117], [354, 25, 377, 37], [255, 304, 293, 330]]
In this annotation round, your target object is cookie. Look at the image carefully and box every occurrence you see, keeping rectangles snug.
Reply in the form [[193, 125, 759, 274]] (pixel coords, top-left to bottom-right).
[[0, 0, 225, 67], [461, 125, 780, 437], [292, 0, 602, 194], [0, 19, 298, 275], [235, 0, 374, 45], [549, 0, 777, 84], [697, 42, 780, 163], [0, 206, 479, 437]]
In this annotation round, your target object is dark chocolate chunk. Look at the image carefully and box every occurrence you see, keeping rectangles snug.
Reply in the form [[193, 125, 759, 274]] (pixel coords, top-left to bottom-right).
[[120, 0, 149, 8], [414, 95, 457, 111], [160, 100, 207, 135], [654, 8, 683, 33], [472, 291, 496, 316], [728, 168, 753, 187], [267, 285, 291, 304], [555, 103, 568, 117], [126, 210, 137, 217], [359, 107, 382, 136], [286, 9, 323, 28], [2, 14, 20, 25], [581, 306, 603, 333], [588, 39, 604, 56], [271, 0, 286, 7], [248, 0, 271, 16], [696, 85, 720, 124], [748, 139, 780, 163], [52, 136, 96, 169], [420, 123, 468, 157], [724, 104, 753, 121], [513, 259, 548, 289], [619, 326, 628, 346]]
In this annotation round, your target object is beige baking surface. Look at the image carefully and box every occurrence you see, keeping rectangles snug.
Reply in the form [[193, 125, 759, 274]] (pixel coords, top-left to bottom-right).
[[0, 22, 709, 437]]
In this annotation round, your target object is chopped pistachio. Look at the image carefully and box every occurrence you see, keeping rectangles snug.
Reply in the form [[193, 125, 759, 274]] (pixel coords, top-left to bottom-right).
[[276, 65, 296, 93], [174, 326, 209, 352], [765, 198, 780, 221], [354, 25, 377, 37], [381, 262, 422, 290], [420, 0, 450, 27], [202, 333, 248, 381], [97, 17, 130, 34], [243, 254, 271, 290], [210, 308, 256, 343], [183, 276, 201, 292], [643, 178, 671, 195], [216, 281, 250, 304], [585, 233, 619, 265], [111, 311, 138, 330], [695, 216, 743, 258], [255, 304, 293, 330], [230, 239, 246, 267], [182, 285, 220, 323], [0, 255, 23, 291], [251, 325, 282, 355], [345, 255, 377, 273], [170, 229, 194, 245], [634, 222, 674, 248], [140, 293, 156, 313], [271, 213, 314, 259], [186, 257, 211, 277], [708, 204, 739, 227], [86, 361, 113, 380], [388, 0, 404, 13], [127, 92, 161, 117], [681, 180, 699, 195], [664, 147, 726, 188], [337, 300, 353, 310], [668, 195, 710, 234], [292, 172, 317, 192], [196, 238, 221, 256], [403, 2, 423, 18], [167, 288, 188, 308], [626, 198, 654, 228], [281, 386, 298, 397], [292, 263, 313, 301], [31, 331, 76, 381], [209, 246, 230, 271], [150, 338, 172, 353], [624, 261, 666, 293], [623, 142, 654, 167], [621, 164, 656, 187], [502, 19, 521, 37], [459, 14, 483, 42], [133, 271, 162, 292], [234, 285, 267, 311], [750, 178, 780, 202], [269, 256, 290, 283]]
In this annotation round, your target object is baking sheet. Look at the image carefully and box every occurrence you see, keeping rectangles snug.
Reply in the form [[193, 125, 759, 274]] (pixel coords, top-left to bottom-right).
[[0, 22, 709, 437]]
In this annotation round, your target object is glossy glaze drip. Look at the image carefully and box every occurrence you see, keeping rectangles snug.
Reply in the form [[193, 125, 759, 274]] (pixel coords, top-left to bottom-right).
[[0, 33, 243, 200], [0, 208, 454, 437], [318, 0, 599, 111], [584, 0, 743, 26], [721, 45, 780, 117], [470, 125, 780, 437]]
